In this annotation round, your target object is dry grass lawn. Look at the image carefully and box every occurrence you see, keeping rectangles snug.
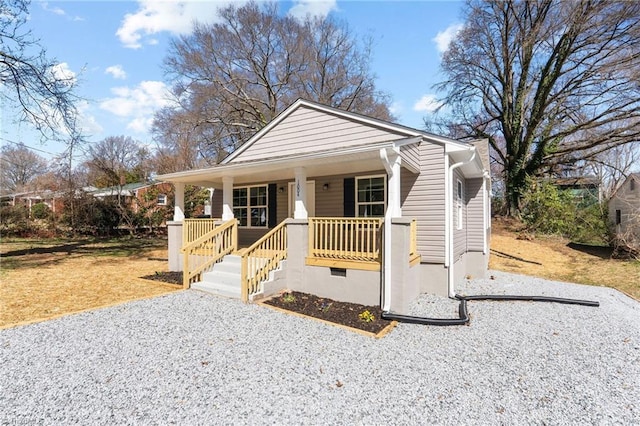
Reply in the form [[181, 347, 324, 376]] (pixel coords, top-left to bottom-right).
[[1, 221, 638, 329], [0, 237, 180, 329], [490, 219, 640, 300]]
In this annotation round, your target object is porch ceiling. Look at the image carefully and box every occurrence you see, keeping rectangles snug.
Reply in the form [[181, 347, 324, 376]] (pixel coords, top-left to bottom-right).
[[157, 140, 418, 188]]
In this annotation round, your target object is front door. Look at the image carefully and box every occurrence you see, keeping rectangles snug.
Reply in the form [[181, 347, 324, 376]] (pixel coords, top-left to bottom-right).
[[288, 181, 316, 218]]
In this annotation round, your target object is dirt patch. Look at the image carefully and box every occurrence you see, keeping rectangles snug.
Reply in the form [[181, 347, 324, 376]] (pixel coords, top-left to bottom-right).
[[141, 271, 183, 285], [263, 291, 393, 335]]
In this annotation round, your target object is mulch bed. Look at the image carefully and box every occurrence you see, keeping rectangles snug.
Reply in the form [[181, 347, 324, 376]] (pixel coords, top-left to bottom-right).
[[264, 291, 392, 334], [140, 271, 183, 285], [143, 273, 392, 334]]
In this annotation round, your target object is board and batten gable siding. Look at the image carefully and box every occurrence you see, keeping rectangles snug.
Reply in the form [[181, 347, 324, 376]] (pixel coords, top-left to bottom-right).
[[466, 178, 484, 252], [229, 105, 408, 163], [453, 169, 467, 260], [400, 142, 446, 263]]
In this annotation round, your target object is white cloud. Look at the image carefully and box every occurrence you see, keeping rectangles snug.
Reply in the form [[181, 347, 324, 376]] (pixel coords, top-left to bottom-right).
[[41, 2, 84, 21], [105, 65, 127, 80], [288, 0, 338, 19], [41, 2, 66, 16], [99, 81, 173, 134], [433, 23, 463, 54], [389, 101, 403, 117], [116, 0, 234, 49], [49, 62, 76, 87], [76, 100, 104, 135], [413, 94, 443, 113]]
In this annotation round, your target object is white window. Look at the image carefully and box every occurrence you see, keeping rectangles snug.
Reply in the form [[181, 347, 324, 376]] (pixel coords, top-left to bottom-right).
[[356, 175, 386, 217], [157, 194, 167, 205], [456, 179, 464, 230], [233, 185, 267, 228]]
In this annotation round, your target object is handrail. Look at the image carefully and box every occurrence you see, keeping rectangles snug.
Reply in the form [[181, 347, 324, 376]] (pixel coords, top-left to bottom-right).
[[183, 218, 220, 247], [409, 219, 418, 257], [308, 217, 383, 262], [241, 220, 288, 302], [182, 219, 238, 289]]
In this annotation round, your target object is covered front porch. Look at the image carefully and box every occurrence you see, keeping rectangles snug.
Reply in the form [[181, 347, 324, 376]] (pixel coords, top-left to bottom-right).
[[159, 138, 422, 310]]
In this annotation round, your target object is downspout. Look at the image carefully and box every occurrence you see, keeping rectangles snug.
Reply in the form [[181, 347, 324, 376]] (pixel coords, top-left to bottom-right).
[[482, 171, 490, 255], [379, 147, 397, 313], [446, 147, 476, 298]]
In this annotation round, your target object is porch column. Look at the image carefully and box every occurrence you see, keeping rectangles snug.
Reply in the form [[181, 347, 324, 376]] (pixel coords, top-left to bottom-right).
[[294, 167, 308, 219], [388, 149, 402, 218], [222, 176, 234, 221], [173, 182, 185, 221]]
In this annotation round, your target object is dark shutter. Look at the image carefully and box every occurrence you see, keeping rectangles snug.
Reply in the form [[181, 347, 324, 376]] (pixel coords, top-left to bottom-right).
[[343, 178, 355, 217], [268, 183, 277, 228]]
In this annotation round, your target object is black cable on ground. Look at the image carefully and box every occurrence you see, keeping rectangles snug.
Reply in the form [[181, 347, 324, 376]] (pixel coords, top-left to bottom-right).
[[381, 298, 469, 326], [455, 294, 600, 307], [382, 292, 599, 327]]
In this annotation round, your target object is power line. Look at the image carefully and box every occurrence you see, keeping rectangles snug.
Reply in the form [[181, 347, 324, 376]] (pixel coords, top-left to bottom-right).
[[0, 137, 84, 159]]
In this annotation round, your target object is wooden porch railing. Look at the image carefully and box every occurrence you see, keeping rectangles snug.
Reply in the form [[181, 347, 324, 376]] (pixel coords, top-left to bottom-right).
[[241, 220, 287, 302], [183, 218, 221, 247], [409, 219, 421, 265], [181, 219, 237, 289], [307, 217, 383, 271]]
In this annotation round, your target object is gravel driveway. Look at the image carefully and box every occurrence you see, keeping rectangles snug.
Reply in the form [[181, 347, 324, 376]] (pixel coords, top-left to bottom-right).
[[1, 271, 639, 425]]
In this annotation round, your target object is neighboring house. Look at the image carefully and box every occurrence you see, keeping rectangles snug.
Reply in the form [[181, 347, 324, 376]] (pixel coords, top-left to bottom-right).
[[609, 173, 640, 252], [553, 175, 601, 205], [91, 181, 172, 215], [0, 189, 66, 216], [158, 99, 491, 315]]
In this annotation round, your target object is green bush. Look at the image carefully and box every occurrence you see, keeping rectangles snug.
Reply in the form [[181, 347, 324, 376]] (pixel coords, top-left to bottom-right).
[[0, 205, 33, 235], [31, 202, 51, 220], [521, 180, 608, 245]]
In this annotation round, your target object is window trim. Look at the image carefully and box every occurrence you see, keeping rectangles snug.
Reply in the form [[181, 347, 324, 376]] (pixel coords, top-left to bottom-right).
[[456, 179, 464, 230], [233, 184, 268, 228], [355, 174, 387, 218]]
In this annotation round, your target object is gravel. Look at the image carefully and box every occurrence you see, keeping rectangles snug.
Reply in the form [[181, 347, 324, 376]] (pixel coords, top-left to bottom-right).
[[1, 270, 639, 425]]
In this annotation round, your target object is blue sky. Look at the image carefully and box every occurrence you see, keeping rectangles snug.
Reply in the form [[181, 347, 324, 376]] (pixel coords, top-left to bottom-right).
[[2, 0, 464, 161]]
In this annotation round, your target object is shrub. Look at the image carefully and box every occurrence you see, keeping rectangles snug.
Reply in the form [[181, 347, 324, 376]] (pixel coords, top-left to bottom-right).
[[31, 202, 51, 220], [521, 180, 608, 245]]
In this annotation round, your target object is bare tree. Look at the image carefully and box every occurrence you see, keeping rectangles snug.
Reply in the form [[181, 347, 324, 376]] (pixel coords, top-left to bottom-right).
[[157, 1, 392, 164], [0, 142, 48, 193], [85, 136, 150, 188], [436, 0, 640, 215], [0, 0, 80, 142]]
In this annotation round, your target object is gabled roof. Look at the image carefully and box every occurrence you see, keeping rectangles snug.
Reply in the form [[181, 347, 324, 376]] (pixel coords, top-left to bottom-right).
[[610, 173, 640, 199], [222, 98, 468, 165], [157, 99, 487, 186]]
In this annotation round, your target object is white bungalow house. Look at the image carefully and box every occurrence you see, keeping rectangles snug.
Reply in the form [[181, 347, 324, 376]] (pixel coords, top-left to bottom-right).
[[609, 173, 640, 254], [157, 99, 490, 315]]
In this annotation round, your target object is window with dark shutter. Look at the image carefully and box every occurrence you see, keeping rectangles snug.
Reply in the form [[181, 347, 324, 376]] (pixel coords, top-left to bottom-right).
[[343, 178, 355, 217]]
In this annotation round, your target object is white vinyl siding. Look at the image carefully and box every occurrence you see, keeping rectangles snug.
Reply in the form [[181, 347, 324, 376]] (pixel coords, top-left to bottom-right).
[[401, 142, 446, 263], [400, 143, 420, 172], [466, 178, 485, 252], [231, 106, 407, 163]]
